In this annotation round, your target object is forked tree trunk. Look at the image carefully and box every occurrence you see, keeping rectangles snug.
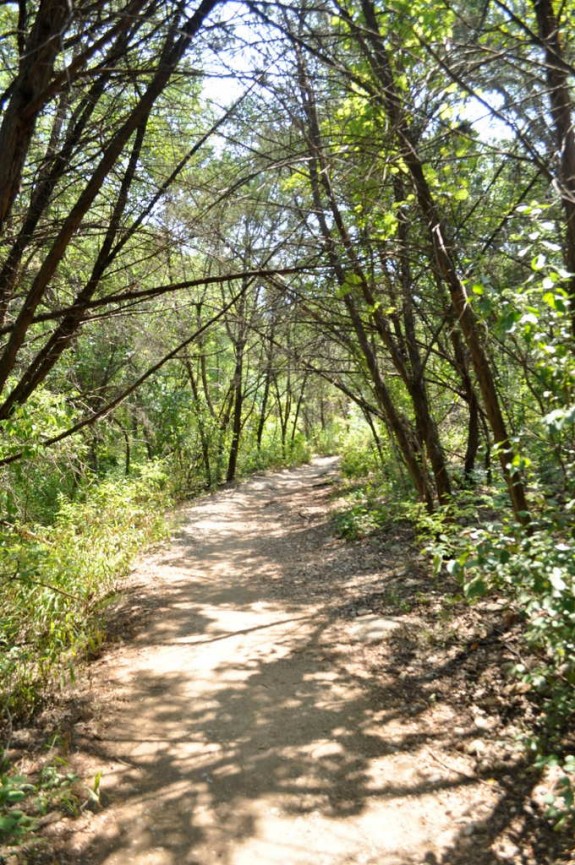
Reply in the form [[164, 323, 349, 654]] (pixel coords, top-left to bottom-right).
[[226, 347, 244, 483], [358, 0, 530, 524], [183, 353, 212, 488]]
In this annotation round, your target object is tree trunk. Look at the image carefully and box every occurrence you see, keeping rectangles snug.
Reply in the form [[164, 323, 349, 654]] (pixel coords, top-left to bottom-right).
[[226, 346, 244, 483], [291, 372, 308, 445], [297, 52, 435, 509], [0, 0, 221, 394], [0, 121, 147, 420], [256, 320, 276, 450], [394, 176, 452, 502], [0, 12, 144, 328], [183, 353, 212, 488], [358, 0, 530, 524], [0, 0, 71, 232], [532, 0, 575, 338]]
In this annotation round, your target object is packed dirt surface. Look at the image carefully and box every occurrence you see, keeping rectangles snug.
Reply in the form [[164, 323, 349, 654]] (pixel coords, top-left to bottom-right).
[[21, 458, 572, 864]]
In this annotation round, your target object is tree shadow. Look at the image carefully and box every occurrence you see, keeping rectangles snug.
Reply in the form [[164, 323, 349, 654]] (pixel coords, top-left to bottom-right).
[[43, 460, 570, 865]]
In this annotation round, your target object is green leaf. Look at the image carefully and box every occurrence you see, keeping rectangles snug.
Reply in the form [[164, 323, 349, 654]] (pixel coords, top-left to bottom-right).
[[335, 273, 362, 298], [531, 253, 546, 271], [464, 577, 488, 599], [543, 405, 575, 432], [549, 568, 567, 593], [542, 291, 558, 309]]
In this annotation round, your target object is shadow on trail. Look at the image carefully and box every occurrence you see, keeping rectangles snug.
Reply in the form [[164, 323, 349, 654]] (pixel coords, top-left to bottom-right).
[[61, 460, 568, 865]]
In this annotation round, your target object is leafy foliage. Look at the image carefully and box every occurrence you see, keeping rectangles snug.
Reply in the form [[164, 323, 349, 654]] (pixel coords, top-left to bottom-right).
[[0, 0, 575, 835], [0, 463, 171, 718], [414, 503, 575, 827], [0, 772, 34, 842], [0, 757, 88, 846]]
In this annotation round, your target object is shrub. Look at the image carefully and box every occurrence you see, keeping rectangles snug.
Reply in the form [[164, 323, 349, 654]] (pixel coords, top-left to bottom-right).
[[0, 461, 171, 719], [429, 511, 575, 827]]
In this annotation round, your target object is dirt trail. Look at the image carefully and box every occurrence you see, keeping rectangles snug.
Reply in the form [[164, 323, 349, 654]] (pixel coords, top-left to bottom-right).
[[46, 458, 561, 865]]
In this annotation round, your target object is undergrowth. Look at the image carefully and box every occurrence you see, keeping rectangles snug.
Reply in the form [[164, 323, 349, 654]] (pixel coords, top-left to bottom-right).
[[240, 430, 312, 475], [413, 495, 575, 829], [0, 461, 171, 722], [332, 471, 575, 828], [332, 483, 389, 540], [0, 753, 101, 848], [0, 461, 171, 847]]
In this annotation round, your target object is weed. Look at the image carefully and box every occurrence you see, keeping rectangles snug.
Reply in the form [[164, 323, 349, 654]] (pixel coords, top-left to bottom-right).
[[0, 759, 84, 845], [0, 773, 35, 842]]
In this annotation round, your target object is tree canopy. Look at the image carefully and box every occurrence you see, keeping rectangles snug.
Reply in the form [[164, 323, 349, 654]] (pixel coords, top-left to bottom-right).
[[1, 0, 575, 830]]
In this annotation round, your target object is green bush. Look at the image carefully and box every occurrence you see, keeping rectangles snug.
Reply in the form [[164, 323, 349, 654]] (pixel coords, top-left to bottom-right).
[[240, 429, 312, 475], [0, 772, 35, 843], [454, 522, 575, 719], [312, 418, 348, 456], [0, 757, 87, 846], [429, 512, 575, 827], [333, 484, 389, 540], [0, 461, 171, 719]]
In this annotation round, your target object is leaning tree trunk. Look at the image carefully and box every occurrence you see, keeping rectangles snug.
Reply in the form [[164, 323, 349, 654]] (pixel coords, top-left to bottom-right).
[[532, 0, 575, 339], [0, 0, 71, 233], [297, 53, 435, 509], [0, 0, 221, 396], [358, 0, 530, 524]]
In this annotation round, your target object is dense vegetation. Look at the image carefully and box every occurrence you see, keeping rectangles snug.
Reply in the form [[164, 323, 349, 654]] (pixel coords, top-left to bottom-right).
[[0, 0, 574, 836]]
